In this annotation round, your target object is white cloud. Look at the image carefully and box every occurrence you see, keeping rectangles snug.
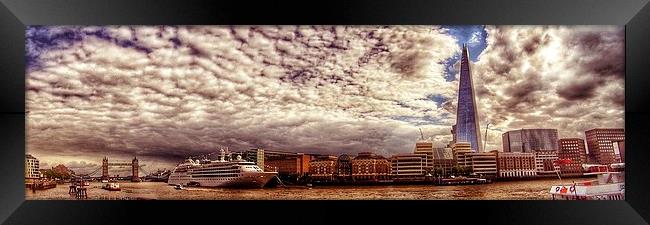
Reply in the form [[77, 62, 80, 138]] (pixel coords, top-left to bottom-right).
[[27, 26, 461, 169], [474, 25, 624, 151], [26, 25, 624, 169], [467, 31, 482, 47]]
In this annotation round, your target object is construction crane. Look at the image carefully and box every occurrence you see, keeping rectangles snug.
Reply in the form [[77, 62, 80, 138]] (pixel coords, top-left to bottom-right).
[[483, 123, 490, 152], [419, 128, 425, 140]]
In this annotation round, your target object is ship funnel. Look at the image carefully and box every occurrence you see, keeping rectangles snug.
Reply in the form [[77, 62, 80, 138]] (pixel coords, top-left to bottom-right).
[[219, 148, 226, 162]]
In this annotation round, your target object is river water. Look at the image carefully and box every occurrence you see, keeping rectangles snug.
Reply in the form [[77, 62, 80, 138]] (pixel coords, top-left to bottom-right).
[[26, 178, 597, 200]]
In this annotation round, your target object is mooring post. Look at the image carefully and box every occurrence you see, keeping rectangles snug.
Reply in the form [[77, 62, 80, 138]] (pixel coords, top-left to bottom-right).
[[69, 185, 77, 195]]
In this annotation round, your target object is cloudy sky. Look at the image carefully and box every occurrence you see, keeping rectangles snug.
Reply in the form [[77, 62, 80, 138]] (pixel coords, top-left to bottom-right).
[[26, 25, 624, 174]]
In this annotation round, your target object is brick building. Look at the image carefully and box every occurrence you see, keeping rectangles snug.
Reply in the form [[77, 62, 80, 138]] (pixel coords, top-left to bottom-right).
[[558, 138, 587, 174], [265, 153, 311, 176], [496, 152, 537, 178], [351, 152, 390, 181], [585, 128, 625, 164], [535, 151, 559, 176], [336, 154, 353, 182], [309, 156, 337, 182]]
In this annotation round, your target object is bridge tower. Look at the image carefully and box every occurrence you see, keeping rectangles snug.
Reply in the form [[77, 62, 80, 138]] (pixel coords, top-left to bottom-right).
[[101, 156, 109, 180], [131, 157, 141, 182]]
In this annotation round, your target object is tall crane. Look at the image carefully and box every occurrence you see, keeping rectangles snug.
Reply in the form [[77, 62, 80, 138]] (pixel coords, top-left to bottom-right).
[[483, 123, 490, 152], [419, 128, 425, 140]]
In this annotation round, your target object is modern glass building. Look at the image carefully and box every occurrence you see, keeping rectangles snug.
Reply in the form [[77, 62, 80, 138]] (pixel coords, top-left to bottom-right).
[[454, 44, 482, 152], [502, 129, 559, 153]]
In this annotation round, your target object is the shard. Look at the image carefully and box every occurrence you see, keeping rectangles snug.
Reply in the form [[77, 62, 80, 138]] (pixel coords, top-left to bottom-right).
[[454, 44, 482, 152]]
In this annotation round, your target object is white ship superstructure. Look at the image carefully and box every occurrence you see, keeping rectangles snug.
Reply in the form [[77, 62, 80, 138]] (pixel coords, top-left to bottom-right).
[[549, 163, 625, 200], [168, 149, 278, 188]]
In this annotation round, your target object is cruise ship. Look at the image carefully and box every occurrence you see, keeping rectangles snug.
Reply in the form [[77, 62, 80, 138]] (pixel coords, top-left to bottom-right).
[[168, 149, 278, 188]]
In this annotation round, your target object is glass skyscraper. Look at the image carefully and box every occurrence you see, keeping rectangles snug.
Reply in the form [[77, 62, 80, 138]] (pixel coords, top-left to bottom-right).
[[454, 44, 482, 152], [502, 129, 559, 153]]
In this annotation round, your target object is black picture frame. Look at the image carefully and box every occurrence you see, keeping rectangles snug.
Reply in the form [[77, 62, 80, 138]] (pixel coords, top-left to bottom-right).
[[1, 0, 649, 224]]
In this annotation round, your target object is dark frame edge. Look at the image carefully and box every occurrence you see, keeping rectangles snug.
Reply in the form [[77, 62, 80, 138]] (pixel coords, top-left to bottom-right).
[[0, 0, 649, 224], [625, 1, 650, 223], [0, 1, 26, 224]]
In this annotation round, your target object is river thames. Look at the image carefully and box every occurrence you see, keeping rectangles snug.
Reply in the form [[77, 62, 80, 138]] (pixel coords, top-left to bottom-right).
[[26, 178, 594, 200]]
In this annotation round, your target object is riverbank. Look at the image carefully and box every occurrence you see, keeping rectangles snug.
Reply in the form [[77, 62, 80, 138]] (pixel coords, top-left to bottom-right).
[[494, 174, 595, 182], [26, 178, 595, 200], [300, 174, 594, 186]]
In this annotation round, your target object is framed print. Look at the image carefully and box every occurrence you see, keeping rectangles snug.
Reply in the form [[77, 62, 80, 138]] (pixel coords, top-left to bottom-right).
[[1, 0, 650, 224]]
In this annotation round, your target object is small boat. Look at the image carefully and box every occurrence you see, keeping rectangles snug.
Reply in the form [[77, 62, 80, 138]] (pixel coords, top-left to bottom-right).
[[102, 183, 121, 191], [174, 184, 184, 190], [306, 183, 313, 187], [550, 163, 625, 200], [434, 176, 491, 186], [27, 180, 57, 190]]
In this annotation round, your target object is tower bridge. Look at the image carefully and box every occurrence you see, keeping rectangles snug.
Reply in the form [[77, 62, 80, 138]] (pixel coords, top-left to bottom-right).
[[101, 156, 146, 182]]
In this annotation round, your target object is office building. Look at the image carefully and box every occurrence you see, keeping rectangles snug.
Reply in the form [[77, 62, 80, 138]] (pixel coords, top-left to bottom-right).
[[414, 139, 435, 170], [265, 153, 311, 175], [240, 148, 266, 169], [351, 152, 391, 181], [454, 44, 482, 152], [535, 151, 559, 176], [390, 154, 427, 180], [336, 154, 353, 182], [240, 149, 315, 172], [502, 129, 559, 153], [617, 141, 625, 163], [451, 142, 473, 166], [431, 147, 454, 175], [585, 128, 625, 164], [309, 156, 337, 182], [466, 152, 498, 178], [496, 152, 537, 178], [558, 138, 587, 174], [451, 125, 457, 143], [433, 147, 453, 160], [25, 154, 40, 180]]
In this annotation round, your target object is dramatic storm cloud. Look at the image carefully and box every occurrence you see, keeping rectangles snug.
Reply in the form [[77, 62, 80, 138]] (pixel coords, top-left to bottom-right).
[[26, 25, 624, 171], [472, 26, 624, 151]]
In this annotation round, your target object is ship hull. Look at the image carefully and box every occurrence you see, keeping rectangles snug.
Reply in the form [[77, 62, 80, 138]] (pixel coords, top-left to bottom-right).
[[168, 172, 278, 188]]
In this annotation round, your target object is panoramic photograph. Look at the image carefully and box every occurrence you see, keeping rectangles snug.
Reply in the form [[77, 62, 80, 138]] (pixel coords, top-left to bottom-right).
[[25, 25, 624, 200]]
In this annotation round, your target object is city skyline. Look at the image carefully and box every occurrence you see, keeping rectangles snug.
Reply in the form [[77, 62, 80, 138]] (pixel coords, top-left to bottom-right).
[[26, 25, 624, 172]]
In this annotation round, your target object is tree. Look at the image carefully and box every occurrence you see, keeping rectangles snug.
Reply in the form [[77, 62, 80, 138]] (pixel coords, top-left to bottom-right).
[[42, 165, 75, 180], [451, 165, 464, 176], [424, 167, 433, 175], [433, 168, 444, 177], [461, 166, 472, 176]]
